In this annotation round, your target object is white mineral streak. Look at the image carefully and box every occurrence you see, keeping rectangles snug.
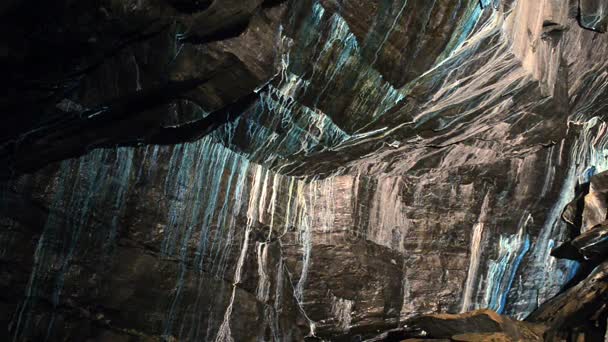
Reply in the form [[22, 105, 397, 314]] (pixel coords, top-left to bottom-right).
[[461, 192, 491, 312], [146, 114, 606, 337], [540, 145, 557, 199], [256, 242, 271, 303], [215, 166, 264, 342], [268, 173, 281, 235], [331, 296, 355, 332], [370, 0, 409, 66], [294, 181, 312, 304], [368, 176, 407, 251]]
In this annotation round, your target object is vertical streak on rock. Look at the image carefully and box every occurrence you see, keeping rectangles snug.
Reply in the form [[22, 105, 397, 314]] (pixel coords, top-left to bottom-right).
[[540, 146, 556, 199], [162, 141, 208, 339], [312, 13, 360, 108], [461, 192, 491, 312], [209, 152, 241, 275], [268, 174, 281, 236], [368, 176, 406, 251], [508, 119, 607, 316], [12, 148, 135, 341], [12, 162, 70, 342], [370, 0, 408, 67], [295, 181, 312, 304], [256, 241, 278, 341], [217, 153, 251, 278], [195, 142, 231, 269], [131, 54, 142, 91], [259, 169, 271, 224], [106, 148, 135, 255], [483, 214, 531, 314], [284, 177, 296, 234], [517, 146, 582, 317], [161, 144, 188, 257], [256, 242, 270, 302], [215, 165, 264, 342]]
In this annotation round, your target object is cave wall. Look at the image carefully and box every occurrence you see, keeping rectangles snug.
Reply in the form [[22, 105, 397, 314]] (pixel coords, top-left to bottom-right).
[[2, 0, 608, 341]]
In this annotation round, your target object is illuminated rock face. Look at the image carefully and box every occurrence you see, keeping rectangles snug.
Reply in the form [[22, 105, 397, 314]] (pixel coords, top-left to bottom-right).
[[2, 0, 608, 341]]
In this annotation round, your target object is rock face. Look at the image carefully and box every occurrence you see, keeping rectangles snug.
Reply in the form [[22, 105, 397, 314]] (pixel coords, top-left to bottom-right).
[[1, 0, 608, 341], [530, 169, 608, 340], [581, 171, 608, 233], [406, 309, 546, 341], [579, 0, 608, 32]]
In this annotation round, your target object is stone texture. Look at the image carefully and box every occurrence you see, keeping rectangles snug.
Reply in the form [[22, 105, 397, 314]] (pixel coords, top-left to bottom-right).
[[554, 171, 608, 261], [451, 333, 513, 342], [582, 171, 608, 233], [562, 220, 608, 260], [537, 167, 608, 340], [579, 0, 608, 32], [527, 261, 608, 340], [2, 0, 608, 341], [406, 309, 545, 341]]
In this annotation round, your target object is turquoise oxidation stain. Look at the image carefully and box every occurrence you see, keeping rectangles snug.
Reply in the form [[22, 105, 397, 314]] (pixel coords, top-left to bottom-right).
[[508, 119, 607, 319], [151, 136, 319, 339], [215, 80, 351, 164], [160, 137, 252, 273], [479, 0, 493, 8], [157, 135, 311, 340], [160, 137, 254, 339], [583, 165, 597, 183], [273, 0, 501, 140], [451, 0, 487, 54], [311, 12, 360, 107], [13, 148, 135, 341], [283, 1, 406, 131], [484, 232, 531, 314]]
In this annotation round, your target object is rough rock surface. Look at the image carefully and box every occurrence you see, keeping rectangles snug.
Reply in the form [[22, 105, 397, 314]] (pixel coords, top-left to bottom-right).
[[581, 170, 608, 233], [406, 309, 545, 341], [579, 0, 608, 32], [1, 0, 608, 341]]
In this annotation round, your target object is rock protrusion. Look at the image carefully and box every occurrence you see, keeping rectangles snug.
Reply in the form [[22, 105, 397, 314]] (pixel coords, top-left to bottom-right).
[[543, 169, 608, 339], [405, 309, 545, 341]]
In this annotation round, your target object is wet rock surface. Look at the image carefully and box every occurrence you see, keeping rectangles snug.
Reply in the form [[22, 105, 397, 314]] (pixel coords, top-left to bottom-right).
[[1, 0, 608, 341]]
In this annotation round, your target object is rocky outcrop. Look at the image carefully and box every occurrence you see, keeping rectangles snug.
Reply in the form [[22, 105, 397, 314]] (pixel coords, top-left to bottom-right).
[[579, 0, 608, 32], [527, 169, 608, 340], [527, 261, 608, 340], [2, 0, 608, 341], [553, 220, 608, 261], [406, 309, 545, 341], [581, 171, 608, 233]]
